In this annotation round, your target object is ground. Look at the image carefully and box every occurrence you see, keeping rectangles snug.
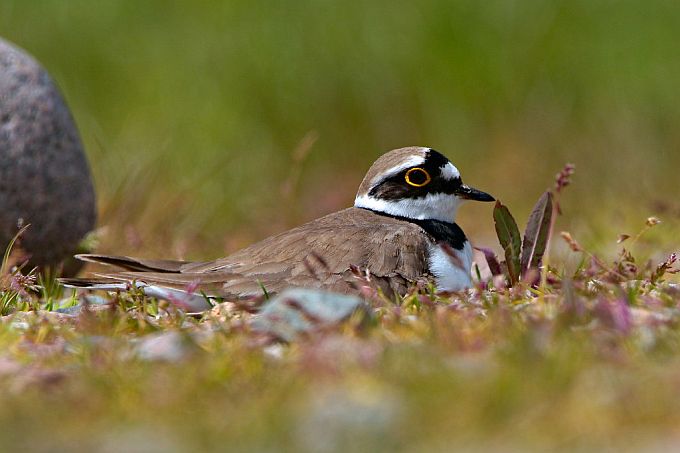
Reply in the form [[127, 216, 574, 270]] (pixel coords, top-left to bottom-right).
[[1, 204, 679, 451]]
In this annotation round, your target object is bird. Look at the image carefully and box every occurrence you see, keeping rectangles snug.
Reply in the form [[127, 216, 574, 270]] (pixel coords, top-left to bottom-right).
[[61, 147, 494, 310]]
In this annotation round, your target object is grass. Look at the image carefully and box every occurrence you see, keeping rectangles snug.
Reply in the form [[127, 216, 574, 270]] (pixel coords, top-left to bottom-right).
[[0, 182, 679, 450], [1, 1, 680, 450]]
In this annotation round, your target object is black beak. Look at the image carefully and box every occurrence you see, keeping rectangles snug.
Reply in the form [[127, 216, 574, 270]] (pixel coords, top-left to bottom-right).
[[456, 184, 495, 202]]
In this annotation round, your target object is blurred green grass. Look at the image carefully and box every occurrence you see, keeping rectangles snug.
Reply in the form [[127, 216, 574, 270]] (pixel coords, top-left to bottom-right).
[[1, 0, 679, 258], [3, 3, 680, 449]]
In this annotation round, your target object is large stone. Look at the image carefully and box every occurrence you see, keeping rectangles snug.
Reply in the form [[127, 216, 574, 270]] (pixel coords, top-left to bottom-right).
[[0, 37, 96, 267]]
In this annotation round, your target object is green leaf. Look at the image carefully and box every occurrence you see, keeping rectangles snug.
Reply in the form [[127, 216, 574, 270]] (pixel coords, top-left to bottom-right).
[[493, 201, 522, 284], [520, 191, 553, 276]]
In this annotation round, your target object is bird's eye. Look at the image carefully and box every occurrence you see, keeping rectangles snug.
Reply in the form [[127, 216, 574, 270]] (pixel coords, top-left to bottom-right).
[[405, 167, 431, 187]]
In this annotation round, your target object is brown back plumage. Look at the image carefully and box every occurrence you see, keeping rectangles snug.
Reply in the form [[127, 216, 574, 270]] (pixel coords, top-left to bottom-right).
[[76, 207, 435, 300]]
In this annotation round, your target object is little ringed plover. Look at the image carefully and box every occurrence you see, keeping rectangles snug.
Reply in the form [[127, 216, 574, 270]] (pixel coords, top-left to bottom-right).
[[62, 147, 494, 307]]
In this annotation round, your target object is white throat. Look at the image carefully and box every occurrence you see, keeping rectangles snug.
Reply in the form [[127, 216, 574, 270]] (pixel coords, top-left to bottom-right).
[[428, 241, 473, 292], [354, 193, 463, 223]]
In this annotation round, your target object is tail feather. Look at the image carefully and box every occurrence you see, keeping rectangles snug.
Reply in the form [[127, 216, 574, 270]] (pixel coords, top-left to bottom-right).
[[59, 276, 214, 312], [63, 254, 248, 312], [59, 277, 127, 290], [109, 270, 239, 285], [75, 254, 193, 273]]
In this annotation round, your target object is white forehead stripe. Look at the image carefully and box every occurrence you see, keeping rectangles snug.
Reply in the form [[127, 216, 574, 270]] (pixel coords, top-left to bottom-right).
[[440, 162, 460, 180], [372, 154, 425, 186]]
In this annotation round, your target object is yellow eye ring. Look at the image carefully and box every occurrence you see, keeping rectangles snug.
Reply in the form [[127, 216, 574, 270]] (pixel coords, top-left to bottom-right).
[[405, 167, 431, 187]]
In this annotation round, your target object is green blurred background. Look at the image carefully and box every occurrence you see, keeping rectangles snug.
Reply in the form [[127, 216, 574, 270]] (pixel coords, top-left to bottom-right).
[[1, 0, 678, 260]]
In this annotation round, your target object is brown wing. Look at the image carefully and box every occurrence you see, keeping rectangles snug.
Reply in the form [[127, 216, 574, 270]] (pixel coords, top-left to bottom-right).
[[181, 207, 432, 297], [73, 208, 433, 299]]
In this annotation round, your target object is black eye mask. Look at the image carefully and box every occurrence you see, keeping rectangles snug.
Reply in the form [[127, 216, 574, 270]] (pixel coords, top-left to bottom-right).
[[369, 149, 463, 201]]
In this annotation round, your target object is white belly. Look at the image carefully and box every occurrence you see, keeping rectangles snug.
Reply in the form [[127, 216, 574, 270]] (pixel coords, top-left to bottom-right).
[[427, 241, 473, 292]]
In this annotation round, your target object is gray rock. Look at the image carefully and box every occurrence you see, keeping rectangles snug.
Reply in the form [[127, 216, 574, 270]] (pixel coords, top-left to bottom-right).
[[54, 294, 112, 315], [0, 37, 96, 267], [136, 331, 190, 362], [251, 288, 371, 342]]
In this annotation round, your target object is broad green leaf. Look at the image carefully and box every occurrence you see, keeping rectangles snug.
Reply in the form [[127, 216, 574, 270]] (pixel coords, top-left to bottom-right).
[[493, 201, 522, 284], [520, 191, 553, 276]]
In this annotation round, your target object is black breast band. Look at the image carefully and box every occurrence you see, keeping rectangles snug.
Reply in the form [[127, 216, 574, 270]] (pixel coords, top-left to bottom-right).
[[360, 208, 468, 251]]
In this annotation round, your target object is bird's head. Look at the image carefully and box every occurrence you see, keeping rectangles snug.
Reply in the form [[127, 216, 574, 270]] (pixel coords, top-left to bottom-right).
[[354, 147, 494, 222]]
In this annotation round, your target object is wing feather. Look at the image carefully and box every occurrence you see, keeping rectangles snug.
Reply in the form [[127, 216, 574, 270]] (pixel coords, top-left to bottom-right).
[[68, 207, 433, 299]]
